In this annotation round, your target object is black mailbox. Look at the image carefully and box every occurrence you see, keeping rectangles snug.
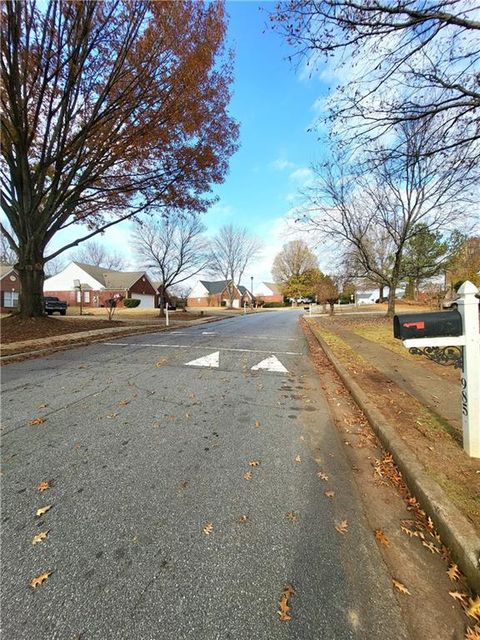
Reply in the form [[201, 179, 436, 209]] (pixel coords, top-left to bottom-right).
[[393, 310, 462, 340]]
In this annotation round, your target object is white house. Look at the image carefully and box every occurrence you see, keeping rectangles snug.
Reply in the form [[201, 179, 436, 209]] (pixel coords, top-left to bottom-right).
[[43, 262, 157, 308]]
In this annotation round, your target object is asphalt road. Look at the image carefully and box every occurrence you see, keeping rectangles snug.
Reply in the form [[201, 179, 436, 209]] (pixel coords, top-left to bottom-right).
[[1, 311, 411, 639]]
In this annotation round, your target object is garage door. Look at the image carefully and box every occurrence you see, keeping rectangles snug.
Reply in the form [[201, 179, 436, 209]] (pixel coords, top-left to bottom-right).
[[132, 294, 155, 308]]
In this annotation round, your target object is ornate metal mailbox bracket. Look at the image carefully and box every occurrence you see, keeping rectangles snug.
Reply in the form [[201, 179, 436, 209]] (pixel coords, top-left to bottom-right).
[[408, 345, 464, 369]]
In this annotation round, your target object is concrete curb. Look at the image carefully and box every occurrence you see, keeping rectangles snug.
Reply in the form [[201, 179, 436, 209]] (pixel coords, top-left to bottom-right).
[[308, 322, 480, 593], [0, 315, 230, 364]]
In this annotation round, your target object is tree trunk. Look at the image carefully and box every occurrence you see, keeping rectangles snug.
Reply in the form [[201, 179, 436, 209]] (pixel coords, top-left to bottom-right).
[[387, 280, 399, 317], [329, 301, 335, 315], [158, 290, 165, 317], [379, 285, 384, 301], [17, 257, 46, 318]]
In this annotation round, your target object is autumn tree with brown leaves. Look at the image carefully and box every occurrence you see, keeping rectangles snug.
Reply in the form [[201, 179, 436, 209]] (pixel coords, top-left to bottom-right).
[[1, 0, 238, 317]]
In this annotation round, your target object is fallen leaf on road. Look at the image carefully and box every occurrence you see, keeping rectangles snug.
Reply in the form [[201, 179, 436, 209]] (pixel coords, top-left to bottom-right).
[[248, 460, 260, 467], [335, 520, 348, 535], [467, 597, 480, 621], [106, 413, 119, 419], [203, 523, 214, 536], [277, 584, 296, 622], [317, 472, 329, 481], [239, 515, 250, 524], [243, 471, 253, 481], [299, 435, 304, 441], [30, 571, 52, 588], [449, 591, 468, 603], [374, 529, 390, 547], [29, 417, 45, 426], [36, 505, 52, 517], [324, 491, 335, 498], [465, 625, 480, 640], [447, 564, 461, 582], [119, 400, 130, 406], [400, 525, 416, 538], [294, 455, 302, 464], [422, 540, 440, 554], [255, 420, 261, 428], [180, 481, 189, 490], [392, 579, 411, 595], [38, 404, 48, 409], [156, 358, 168, 368], [32, 531, 49, 545], [286, 512, 299, 523], [37, 481, 50, 492]]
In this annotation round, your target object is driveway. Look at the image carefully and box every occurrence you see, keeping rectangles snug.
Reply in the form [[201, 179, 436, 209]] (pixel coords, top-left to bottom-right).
[[1, 311, 410, 639]]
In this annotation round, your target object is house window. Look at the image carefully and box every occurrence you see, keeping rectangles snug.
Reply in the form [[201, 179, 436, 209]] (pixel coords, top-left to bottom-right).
[[76, 291, 81, 303], [84, 291, 90, 303], [4, 291, 19, 308]]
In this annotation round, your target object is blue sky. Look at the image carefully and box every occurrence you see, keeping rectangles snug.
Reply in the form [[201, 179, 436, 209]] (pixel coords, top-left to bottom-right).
[[51, 1, 332, 287]]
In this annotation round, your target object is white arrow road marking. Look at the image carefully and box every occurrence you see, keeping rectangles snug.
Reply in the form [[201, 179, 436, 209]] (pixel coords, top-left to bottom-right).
[[185, 351, 220, 368], [251, 355, 288, 373]]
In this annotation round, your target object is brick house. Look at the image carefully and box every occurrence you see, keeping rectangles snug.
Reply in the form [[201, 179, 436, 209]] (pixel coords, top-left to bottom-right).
[[0, 264, 20, 313], [253, 282, 283, 304], [187, 280, 253, 308], [44, 262, 157, 308]]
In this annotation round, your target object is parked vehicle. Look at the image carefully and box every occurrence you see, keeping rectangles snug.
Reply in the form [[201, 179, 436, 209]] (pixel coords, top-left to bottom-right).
[[43, 296, 67, 315]]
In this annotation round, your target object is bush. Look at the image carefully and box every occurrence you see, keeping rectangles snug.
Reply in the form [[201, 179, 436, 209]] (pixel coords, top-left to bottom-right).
[[263, 301, 288, 308], [123, 298, 141, 308]]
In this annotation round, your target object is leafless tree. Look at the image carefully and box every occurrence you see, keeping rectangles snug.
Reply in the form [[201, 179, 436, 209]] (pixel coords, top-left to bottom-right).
[[1, 1, 238, 317], [271, 240, 319, 282], [300, 119, 478, 315], [1, 224, 16, 264], [209, 225, 262, 308], [133, 214, 209, 313], [272, 0, 480, 156], [71, 240, 127, 271]]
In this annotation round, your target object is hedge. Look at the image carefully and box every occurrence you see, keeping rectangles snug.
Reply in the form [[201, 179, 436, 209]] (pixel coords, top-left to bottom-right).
[[123, 298, 141, 308]]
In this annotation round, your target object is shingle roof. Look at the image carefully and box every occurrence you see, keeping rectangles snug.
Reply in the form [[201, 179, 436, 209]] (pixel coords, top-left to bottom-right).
[[0, 264, 15, 278], [73, 262, 147, 290], [264, 282, 281, 294], [199, 280, 232, 295]]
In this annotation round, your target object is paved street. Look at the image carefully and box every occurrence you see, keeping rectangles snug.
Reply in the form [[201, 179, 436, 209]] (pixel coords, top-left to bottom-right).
[[1, 311, 410, 639]]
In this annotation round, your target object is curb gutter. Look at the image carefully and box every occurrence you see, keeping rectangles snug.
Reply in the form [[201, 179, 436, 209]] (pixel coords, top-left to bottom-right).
[[0, 314, 230, 364], [309, 322, 480, 593]]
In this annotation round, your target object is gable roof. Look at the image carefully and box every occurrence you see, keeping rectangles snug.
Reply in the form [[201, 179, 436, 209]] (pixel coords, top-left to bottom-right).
[[0, 264, 15, 278], [72, 262, 148, 290], [264, 282, 281, 294], [237, 285, 253, 297], [199, 279, 233, 295]]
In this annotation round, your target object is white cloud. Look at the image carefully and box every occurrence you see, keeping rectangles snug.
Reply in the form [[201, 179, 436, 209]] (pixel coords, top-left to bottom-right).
[[271, 157, 295, 171], [289, 167, 314, 186]]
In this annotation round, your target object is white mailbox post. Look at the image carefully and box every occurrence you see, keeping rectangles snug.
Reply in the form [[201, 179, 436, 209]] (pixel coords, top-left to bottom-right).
[[401, 281, 480, 458]]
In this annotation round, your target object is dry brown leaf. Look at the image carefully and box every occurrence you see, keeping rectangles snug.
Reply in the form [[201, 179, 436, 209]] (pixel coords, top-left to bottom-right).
[[30, 571, 52, 588], [255, 420, 261, 428], [248, 460, 260, 467], [277, 584, 296, 622], [119, 400, 130, 406], [37, 480, 50, 492], [286, 511, 299, 523], [400, 525, 416, 538], [243, 471, 253, 481], [467, 597, 480, 621], [449, 591, 469, 603], [374, 529, 390, 547], [447, 564, 461, 582], [393, 579, 411, 595], [324, 491, 335, 499], [422, 540, 440, 554], [335, 520, 348, 535], [294, 455, 302, 464], [317, 472, 329, 481], [29, 417, 45, 426], [38, 404, 48, 409], [278, 594, 291, 621], [465, 625, 480, 640], [239, 515, 250, 524], [106, 413, 119, 419], [36, 505, 52, 517], [203, 522, 214, 536], [32, 531, 49, 545]]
